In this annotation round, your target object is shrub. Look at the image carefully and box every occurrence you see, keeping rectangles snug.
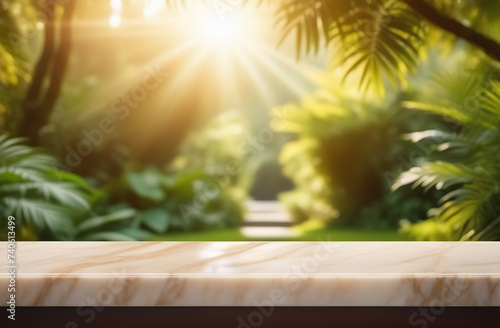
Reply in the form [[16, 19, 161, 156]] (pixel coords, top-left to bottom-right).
[[105, 166, 244, 235], [98, 112, 250, 236], [273, 86, 441, 226]]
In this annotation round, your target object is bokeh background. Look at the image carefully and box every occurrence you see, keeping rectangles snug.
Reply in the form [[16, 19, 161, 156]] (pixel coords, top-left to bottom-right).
[[1, 0, 500, 241]]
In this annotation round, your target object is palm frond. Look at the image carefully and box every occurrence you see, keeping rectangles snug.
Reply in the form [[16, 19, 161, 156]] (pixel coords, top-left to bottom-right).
[[268, 0, 426, 95], [482, 82, 500, 120], [404, 128, 500, 164], [394, 161, 500, 239], [394, 63, 500, 240], [3, 197, 75, 239], [405, 65, 500, 130], [0, 135, 97, 240]]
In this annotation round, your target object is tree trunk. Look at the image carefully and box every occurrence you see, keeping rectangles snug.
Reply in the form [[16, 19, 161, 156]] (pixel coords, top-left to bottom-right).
[[18, 0, 76, 145]]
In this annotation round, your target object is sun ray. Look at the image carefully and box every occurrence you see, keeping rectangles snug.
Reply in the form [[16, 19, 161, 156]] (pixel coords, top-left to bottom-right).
[[252, 41, 323, 79], [242, 43, 312, 99], [77, 39, 200, 121], [121, 48, 212, 147], [159, 47, 210, 105], [212, 50, 242, 109], [232, 49, 275, 108], [91, 0, 322, 124]]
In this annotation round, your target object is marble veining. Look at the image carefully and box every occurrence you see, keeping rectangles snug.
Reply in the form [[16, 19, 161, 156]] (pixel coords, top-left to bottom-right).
[[0, 242, 499, 306]]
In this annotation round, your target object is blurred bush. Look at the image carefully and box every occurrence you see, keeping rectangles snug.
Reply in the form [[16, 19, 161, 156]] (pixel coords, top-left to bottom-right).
[[273, 85, 442, 227], [172, 110, 253, 194], [356, 187, 438, 230], [94, 111, 250, 237], [103, 166, 244, 235]]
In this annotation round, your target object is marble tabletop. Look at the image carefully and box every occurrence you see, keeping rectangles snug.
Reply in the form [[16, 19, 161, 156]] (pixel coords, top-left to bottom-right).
[[0, 242, 499, 306]]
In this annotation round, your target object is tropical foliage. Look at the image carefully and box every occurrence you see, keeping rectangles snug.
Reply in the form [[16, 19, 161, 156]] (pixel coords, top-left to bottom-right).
[[90, 113, 250, 237], [0, 135, 98, 240], [2, 0, 500, 241], [268, 0, 500, 94], [272, 81, 441, 226], [394, 62, 500, 241], [0, 133, 245, 241]]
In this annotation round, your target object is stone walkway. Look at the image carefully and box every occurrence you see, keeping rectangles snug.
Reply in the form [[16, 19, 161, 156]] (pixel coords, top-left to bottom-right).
[[240, 200, 298, 239]]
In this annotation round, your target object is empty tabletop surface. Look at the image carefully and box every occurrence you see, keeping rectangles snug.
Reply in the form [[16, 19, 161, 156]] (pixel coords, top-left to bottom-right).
[[1, 242, 499, 306]]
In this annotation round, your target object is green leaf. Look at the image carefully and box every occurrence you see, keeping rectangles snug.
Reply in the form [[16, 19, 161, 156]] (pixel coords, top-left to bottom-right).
[[77, 208, 136, 233], [125, 167, 166, 201], [141, 208, 170, 234]]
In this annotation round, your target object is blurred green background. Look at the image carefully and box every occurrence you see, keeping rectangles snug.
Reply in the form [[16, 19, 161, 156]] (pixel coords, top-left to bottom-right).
[[1, 0, 500, 241]]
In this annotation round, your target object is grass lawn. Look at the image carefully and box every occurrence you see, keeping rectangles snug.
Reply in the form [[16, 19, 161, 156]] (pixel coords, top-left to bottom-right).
[[150, 226, 403, 241]]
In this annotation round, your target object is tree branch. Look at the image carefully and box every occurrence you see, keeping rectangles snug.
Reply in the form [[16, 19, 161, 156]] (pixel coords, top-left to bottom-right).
[[404, 0, 500, 62]]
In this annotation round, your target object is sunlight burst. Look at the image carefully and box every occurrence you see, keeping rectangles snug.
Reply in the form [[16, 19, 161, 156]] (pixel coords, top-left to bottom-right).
[[182, 8, 254, 51], [202, 18, 238, 46], [105, 0, 314, 110]]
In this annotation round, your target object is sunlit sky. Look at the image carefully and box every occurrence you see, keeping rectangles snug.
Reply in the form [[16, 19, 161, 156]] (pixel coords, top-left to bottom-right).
[[54, 0, 336, 154], [80, 0, 328, 114]]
